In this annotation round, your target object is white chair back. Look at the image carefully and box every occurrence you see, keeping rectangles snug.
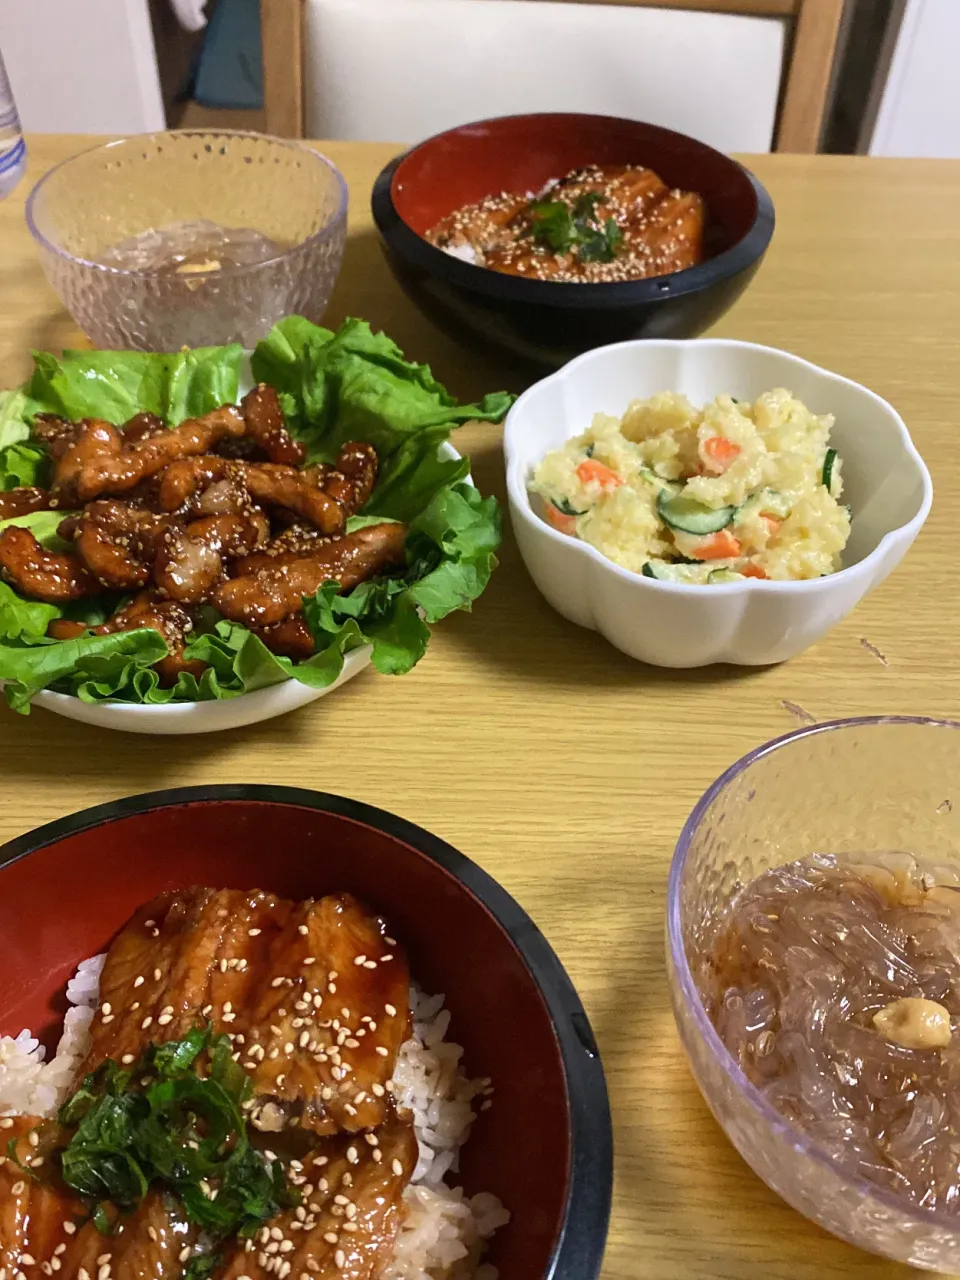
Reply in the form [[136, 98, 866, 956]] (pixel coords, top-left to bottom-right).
[[302, 0, 786, 152]]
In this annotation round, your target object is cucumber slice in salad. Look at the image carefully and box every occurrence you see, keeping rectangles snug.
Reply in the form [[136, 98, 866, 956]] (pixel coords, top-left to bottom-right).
[[638, 467, 682, 496], [735, 488, 792, 523], [707, 568, 744, 583], [550, 495, 585, 517], [822, 448, 839, 493], [642, 561, 696, 582], [657, 490, 736, 535]]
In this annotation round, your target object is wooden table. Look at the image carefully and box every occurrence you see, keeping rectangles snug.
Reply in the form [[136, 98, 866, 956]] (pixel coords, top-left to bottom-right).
[[2, 137, 959, 1280]]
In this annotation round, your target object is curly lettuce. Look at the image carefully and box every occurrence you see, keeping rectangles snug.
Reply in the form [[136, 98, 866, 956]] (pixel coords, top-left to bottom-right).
[[0, 318, 509, 713]]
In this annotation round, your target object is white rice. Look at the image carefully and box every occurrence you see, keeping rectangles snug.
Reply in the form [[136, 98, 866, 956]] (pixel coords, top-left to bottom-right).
[[385, 986, 510, 1279], [442, 244, 478, 265], [0, 953, 103, 1118], [0, 960, 508, 1278]]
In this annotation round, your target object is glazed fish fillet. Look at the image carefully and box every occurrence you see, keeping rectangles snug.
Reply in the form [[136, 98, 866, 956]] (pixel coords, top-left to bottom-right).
[[79, 887, 411, 1135], [216, 1111, 417, 1279], [0, 1111, 416, 1280]]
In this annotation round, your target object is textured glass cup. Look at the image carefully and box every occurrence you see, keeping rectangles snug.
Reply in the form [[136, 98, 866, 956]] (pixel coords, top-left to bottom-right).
[[26, 131, 347, 351], [667, 716, 960, 1270]]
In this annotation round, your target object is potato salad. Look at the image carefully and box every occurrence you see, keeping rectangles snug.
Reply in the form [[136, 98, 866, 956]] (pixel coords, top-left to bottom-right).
[[529, 389, 851, 583]]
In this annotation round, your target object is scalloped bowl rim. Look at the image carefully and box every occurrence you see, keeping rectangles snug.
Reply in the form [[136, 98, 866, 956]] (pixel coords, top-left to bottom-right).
[[667, 714, 960, 1236], [13, 441, 466, 729], [504, 338, 933, 594], [25, 130, 349, 280]]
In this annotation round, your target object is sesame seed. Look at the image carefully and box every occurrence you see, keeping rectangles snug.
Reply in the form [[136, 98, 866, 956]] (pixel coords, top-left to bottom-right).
[[375, 1045, 389, 1057], [302, 957, 315, 966], [284, 1041, 295, 1054], [298, 924, 309, 935], [179, 1246, 191, 1262], [153, 968, 161, 981], [63, 1222, 77, 1235], [101, 1013, 114, 1024], [157, 1013, 173, 1026], [121, 1053, 135, 1065], [392, 1158, 404, 1175], [101, 1002, 112, 1015], [346, 1146, 359, 1164], [380, 954, 394, 962], [11, 1179, 24, 1194], [141, 1016, 153, 1029], [248, 927, 262, 936], [384, 1003, 397, 1016], [353, 955, 367, 966], [133, 975, 144, 988], [271, 977, 285, 987], [223, 1011, 236, 1023], [372, 1148, 383, 1162], [363, 960, 377, 970], [335, 1251, 345, 1270], [0, 1118, 13, 1128]]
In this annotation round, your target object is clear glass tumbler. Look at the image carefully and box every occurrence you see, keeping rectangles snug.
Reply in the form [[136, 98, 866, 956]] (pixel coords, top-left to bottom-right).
[[667, 716, 960, 1270], [25, 131, 347, 351]]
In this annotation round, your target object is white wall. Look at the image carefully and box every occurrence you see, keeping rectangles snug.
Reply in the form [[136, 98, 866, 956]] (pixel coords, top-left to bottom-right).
[[868, 0, 960, 158], [0, 0, 165, 134]]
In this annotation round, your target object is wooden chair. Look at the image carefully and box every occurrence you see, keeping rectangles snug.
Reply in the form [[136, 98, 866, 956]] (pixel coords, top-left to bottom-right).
[[260, 0, 847, 152]]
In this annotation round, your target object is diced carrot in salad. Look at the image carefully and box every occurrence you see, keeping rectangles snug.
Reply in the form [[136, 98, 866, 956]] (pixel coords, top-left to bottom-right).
[[700, 436, 741, 474], [740, 563, 769, 579], [760, 515, 780, 535], [544, 502, 579, 535], [690, 529, 742, 560], [576, 458, 622, 490]]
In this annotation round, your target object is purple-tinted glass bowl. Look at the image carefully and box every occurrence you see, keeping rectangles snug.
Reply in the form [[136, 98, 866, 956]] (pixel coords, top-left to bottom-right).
[[25, 131, 347, 352], [667, 716, 960, 1270]]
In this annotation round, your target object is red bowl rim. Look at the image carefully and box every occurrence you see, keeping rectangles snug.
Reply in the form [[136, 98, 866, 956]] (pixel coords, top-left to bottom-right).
[[0, 784, 613, 1280], [371, 111, 775, 308]]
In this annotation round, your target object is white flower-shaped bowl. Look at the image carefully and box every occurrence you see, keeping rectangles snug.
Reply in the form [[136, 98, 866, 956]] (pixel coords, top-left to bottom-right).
[[504, 340, 933, 668]]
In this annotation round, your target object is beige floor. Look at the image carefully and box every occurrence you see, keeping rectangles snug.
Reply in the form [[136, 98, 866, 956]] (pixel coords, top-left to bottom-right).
[[173, 100, 268, 132]]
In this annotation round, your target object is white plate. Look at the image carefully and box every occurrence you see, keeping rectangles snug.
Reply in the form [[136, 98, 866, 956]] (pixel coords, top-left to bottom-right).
[[9, 351, 465, 732], [30, 645, 373, 735], [504, 339, 933, 668]]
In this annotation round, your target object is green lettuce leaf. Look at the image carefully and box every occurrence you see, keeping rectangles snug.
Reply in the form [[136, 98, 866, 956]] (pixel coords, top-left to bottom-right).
[[0, 582, 60, 641], [250, 316, 513, 460], [0, 389, 30, 450], [0, 629, 169, 713], [0, 389, 48, 491], [0, 443, 48, 491], [24, 345, 244, 427], [0, 509, 72, 549]]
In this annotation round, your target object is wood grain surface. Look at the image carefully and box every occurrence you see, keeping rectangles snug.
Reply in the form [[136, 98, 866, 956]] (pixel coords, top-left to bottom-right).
[[2, 138, 959, 1280]]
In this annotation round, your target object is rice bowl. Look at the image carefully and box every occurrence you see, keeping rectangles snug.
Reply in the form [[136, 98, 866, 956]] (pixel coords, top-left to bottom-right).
[[0, 787, 613, 1280]]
